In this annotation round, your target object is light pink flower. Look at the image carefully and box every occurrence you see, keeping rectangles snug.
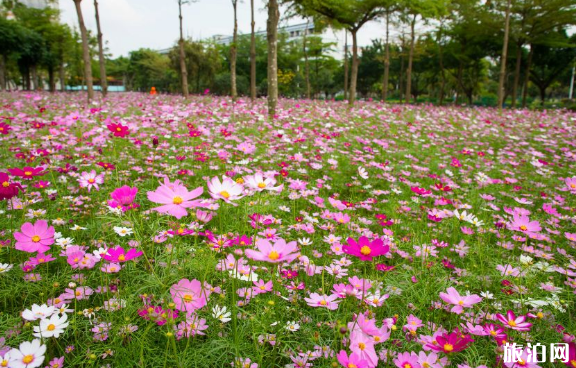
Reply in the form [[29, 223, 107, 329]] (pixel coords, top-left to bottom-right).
[[78, 170, 104, 192], [147, 178, 203, 219], [14, 220, 55, 253], [207, 176, 244, 205], [439, 287, 482, 314], [304, 293, 340, 310], [245, 238, 299, 264]]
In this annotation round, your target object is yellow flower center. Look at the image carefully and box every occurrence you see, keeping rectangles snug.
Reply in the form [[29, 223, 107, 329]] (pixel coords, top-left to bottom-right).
[[348, 364, 357, 368], [570, 360, 576, 367], [24, 171, 32, 176], [47, 323, 56, 331], [116, 127, 122, 131], [319, 300, 327, 306], [220, 191, 230, 199], [268, 251, 279, 260], [118, 254, 126, 261], [236, 178, 244, 184], [173, 196, 183, 205], [520, 225, 527, 231], [358, 342, 366, 350], [88, 179, 95, 183], [508, 320, 516, 327], [1, 181, 8, 187], [360, 246, 371, 255], [444, 343, 454, 352], [22, 355, 34, 364], [31, 235, 41, 242], [458, 300, 464, 305], [571, 184, 576, 188], [423, 363, 431, 368], [183, 294, 193, 303], [258, 182, 266, 188], [404, 365, 413, 368]]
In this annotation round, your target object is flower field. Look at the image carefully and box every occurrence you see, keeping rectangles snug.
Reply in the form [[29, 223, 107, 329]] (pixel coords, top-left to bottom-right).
[[1, 92, 576, 368]]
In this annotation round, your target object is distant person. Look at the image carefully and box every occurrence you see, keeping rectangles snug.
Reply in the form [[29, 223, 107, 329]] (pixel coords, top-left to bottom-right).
[[150, 87, 157, 95]]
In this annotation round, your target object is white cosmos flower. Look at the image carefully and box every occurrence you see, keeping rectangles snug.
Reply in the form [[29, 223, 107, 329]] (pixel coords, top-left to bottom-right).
[[285, 321, 300, 332], [114, 227, 133, 237], [22, 304, 56, 321], [8, 339, 46, 368], [211, 305, 231, 323], [298, 238, 312, 246], [33, 313, 69, 338], [0, 263, 14, 273]]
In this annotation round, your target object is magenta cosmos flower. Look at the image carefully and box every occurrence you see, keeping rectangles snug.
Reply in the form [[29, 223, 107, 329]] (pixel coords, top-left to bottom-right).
[[439, 287, 482, 314], [343, 236, 389, 261], [495, 310, 532, 331], [508, 214, 541, 234], [147, 178, 204, 219], [8, 166, 45, 180], [108, 185, 138, 211], [14, 220, 55, 253], [207, 176, 244, 205], [170, 278, 209, 316], [245, 238, 299, 263], [0, 172, 22, 200], [101, 246, 142, 263], [425, 329, 474, 353], [107, 122, 130, 137]]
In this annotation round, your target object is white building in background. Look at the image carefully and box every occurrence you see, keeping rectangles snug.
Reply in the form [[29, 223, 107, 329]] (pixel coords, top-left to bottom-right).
[[16, 0, 56, 9], [211, 22, 349, 60]]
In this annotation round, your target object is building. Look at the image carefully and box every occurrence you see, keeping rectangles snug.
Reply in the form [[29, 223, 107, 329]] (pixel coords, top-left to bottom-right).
[[211, 22, 349, 60]]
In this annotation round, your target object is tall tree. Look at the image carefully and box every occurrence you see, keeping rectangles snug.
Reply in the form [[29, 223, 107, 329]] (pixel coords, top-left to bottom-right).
[[250, 0, 257, 101], [302, 19, 311, 99], [73, 0, 94, 101], [177, 0, 197, 97], [497, 0, 512, 109], [267, 0, 280, 118], [343, 30, 349, 100], [0, 18, 22, 91], [94, 0, 107, 96], [290, 0, 385, 105], [230, 0, 239, 99]]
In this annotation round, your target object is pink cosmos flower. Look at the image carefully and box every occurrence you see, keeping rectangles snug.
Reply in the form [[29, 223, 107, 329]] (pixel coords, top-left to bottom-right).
[[243, 173, 283, 193], [343, 236, 389, 261], [14, 220, 55, 253], [565, 177, 576, 192], [349, 332, 378, 368], [304, 293, 340, 310], [337, 350, 369, 368], [425, 329, 474, 353], [78, 170, 104, 192], [439, 287, 482, 314], [8, 166, 45, 180], [107, 122, 130, 137], [207, 176, 244, 205], [108, 185, 138, 211], [393, 352, 421, 368], [495, 310, 533, 331], [0, 172, 23, 200], [508, 214, 541, 234], [101, 246, 142, 263], [502, 347, 541, 368], [245, 238, 300, 264], [147, 178, 204, 219], [170, 278, 209, 316]]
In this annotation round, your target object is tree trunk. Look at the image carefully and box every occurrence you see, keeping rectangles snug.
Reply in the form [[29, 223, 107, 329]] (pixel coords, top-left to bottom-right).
[[94, 0, 108, 97], [511, 42, 522, 108], [343, 30, 349, 101], [31, 65, 38, 91], [0, 55, 5, 91], [382, 12, 390, 102], [59, 60, 66, 92], [538, 84, 546, 104], [406, 15, 416, 104], [521, 44, 533, 108], [74, 0, 94, 101], [349, 29, 359, 106], [48, 67, 55, 92], [399, 47, 405, 103], [455, 59, 463, 103], [250, 0, 256, 101], [230, 0, 238, 99], [497, 0, 512, 109], [266, 0, 279, 119], [303, 19, 311, 100], [437, 24, 446, 105], [25, 69, 31, 90], [178, 0, 189, 98]]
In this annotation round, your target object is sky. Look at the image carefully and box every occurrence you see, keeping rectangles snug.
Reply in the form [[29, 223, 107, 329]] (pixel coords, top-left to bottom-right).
[[58, 0, 401, 58]]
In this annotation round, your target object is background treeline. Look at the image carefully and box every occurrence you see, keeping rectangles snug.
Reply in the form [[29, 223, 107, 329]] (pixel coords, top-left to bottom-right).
[[0, 0, 575, 109]]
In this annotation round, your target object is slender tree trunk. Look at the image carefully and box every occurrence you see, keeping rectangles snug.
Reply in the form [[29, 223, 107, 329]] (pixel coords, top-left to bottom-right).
[[31, 65, 38, 91], [406, 15, 416, 104], [521, 44, 533, 108], [25, 69, 31, 91], [399, 46, 405, 103], [455, 59, 463, 103], [94, 0, 107, 97], [382, 12, 390, 102], [349, 29, 359, 106], [510, 42, 523, 108], [437, 24, 446, 105], [250, 0, 256, 101], [303, 19, 311, 99], [59, 60, 66, 92], [230, 0, 238, 99], [497, 0, 512, 109], [0, 55, 5, 91], [178, 0, 189, 97], [343, 30, 349, 100], [49, 67, 55, 92], [73, 0, 94, 101], [266, 0, 279, 119]]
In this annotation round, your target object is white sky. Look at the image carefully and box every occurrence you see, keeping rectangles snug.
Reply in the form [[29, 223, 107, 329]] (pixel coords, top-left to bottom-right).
[[58, 0, 403, 58]]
